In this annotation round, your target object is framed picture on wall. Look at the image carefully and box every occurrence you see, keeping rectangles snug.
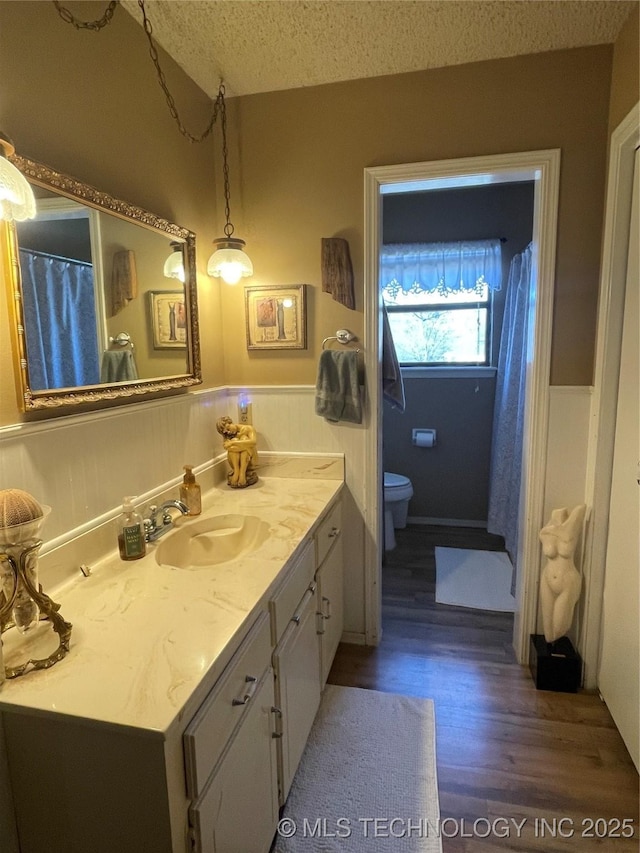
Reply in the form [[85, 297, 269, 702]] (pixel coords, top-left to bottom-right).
[[149, 291, 187, 350], [244, 285, 307, 350]]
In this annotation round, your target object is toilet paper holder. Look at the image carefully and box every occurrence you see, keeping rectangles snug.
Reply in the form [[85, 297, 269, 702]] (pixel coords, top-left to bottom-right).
[[412, 428, 436, 447]]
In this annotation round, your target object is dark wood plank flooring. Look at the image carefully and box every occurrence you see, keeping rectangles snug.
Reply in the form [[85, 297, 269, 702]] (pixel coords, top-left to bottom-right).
[[328, 525, 639, 852]]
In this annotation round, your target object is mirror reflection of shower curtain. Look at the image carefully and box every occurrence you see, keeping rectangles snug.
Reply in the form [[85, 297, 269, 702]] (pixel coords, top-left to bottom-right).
[[19, 249, 101, 391], [487, 243, 533, 592]]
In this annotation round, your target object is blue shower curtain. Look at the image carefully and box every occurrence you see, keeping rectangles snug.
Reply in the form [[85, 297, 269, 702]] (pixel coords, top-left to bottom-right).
[[487, 243, 533, 589], [19, 249, 101, 390]]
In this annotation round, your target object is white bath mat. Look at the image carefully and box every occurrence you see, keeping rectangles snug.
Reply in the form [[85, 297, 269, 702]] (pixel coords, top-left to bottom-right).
[[273, 685, 442, 852], [435, 547, 515, 612]]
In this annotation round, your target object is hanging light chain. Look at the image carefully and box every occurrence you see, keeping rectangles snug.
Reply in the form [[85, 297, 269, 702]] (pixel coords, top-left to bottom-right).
[[54, 0, 226, 148], [53, 0, 237, 241], [137, 0, 224, 144], [219, 93, 234, 238], [53, 0, 118, 31]]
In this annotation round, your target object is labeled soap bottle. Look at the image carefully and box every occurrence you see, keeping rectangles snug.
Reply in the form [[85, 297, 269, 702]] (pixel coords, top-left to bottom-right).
[[117, 497, 146, 561], [180, 465, 202, 516]]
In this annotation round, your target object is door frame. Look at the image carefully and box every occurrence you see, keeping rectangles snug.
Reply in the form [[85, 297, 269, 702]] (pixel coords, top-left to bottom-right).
[[581, 103, 640, 688], [363, 149, 561, 661]]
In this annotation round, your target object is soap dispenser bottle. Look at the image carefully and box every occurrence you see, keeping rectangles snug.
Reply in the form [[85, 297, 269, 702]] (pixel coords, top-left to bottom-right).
[[117, 497, 146, 561], [180, 465, 202, 516]]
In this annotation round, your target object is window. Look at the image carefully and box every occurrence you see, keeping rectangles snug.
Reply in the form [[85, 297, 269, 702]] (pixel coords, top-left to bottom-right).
[[380, 239, 501, 366], [384, 283, 490, 365]]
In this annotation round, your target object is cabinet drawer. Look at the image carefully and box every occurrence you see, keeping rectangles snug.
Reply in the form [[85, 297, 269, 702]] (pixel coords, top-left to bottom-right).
[[184, 611, 272, 799], [315, 499, 342, 567], [269, 540, 315, 645]]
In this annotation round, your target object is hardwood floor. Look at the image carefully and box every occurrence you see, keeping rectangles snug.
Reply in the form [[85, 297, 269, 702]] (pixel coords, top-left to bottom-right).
[[328, 525, 639, 852]]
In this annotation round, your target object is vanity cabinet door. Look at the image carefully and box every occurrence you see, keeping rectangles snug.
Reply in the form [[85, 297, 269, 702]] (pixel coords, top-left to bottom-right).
[[188, 669, 279, 853], [272, 585, 322, 805], [316, 530, 344, 685]]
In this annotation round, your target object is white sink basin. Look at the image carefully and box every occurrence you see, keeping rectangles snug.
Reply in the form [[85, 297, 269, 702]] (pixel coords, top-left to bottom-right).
[[155, 513, 270, 569]]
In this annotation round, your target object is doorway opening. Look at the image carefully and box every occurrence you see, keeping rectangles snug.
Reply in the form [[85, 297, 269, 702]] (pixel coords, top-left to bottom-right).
[[363, 150, 561, 662], [380, 180, 534, 634]]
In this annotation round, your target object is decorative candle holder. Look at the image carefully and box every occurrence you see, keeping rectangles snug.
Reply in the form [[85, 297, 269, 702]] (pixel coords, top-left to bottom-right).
[[0, 509, 72, 680]]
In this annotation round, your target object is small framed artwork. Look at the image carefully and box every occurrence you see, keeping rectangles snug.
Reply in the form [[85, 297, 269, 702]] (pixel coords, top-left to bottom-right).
[[149, 291, 187, 350], [245, 285, 307, 350]]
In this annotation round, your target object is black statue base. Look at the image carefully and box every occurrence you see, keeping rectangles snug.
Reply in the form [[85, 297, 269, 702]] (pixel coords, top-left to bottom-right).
[[529, 634, 581, 693]]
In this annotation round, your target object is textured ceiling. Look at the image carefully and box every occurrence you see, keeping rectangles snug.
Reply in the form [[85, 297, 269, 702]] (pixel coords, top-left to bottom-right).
[[121, 0, 636, 98]]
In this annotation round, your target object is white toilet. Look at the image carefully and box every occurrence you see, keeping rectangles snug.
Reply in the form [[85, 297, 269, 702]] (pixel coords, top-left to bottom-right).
[[383, 472, 413, 551]]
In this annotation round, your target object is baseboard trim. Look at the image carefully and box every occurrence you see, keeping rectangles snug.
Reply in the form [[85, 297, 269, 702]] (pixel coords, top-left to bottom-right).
[[341, 631, 367, 646], [407, 516, 487, 528]]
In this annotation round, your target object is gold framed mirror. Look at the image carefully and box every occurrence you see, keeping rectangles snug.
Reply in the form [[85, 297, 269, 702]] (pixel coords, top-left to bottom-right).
[[4, 153, 201, 410]]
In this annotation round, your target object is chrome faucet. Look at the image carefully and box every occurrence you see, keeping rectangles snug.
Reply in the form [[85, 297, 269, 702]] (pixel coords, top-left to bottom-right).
[[144, 500, 189, 543]]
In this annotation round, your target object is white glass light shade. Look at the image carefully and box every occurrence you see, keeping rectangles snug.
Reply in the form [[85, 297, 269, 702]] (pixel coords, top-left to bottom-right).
[[207, 238, 253, 285], [163, 245, 185, 282], [0, 136, 36, 222]]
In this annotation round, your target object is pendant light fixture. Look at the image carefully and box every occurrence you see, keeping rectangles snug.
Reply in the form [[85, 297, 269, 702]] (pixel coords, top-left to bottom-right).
[[0, 133, 36, 222], [207, 87, 253, 285], [163, 241, 185, 282]]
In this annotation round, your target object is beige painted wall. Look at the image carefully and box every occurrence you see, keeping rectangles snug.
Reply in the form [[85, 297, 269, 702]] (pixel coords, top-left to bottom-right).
[[1, 6, 636, 421], [0, 1, 224, 426], [226, 45, 613, 388], [608, 5, 639, 132]]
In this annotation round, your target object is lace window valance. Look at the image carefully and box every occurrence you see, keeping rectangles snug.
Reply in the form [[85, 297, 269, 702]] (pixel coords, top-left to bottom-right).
[[380, 239, 502, 297]]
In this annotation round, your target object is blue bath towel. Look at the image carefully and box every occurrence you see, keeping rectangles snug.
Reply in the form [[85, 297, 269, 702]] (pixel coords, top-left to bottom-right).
[[315, 349, 362, 424]]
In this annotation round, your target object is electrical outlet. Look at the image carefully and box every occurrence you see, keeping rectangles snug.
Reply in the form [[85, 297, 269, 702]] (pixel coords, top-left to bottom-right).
[[238, 402, 252, 425]]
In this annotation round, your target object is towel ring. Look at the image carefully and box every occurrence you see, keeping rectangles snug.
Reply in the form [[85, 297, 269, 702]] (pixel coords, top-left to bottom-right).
[[109, 332, 134, 349], [322, 328, 361, 352]]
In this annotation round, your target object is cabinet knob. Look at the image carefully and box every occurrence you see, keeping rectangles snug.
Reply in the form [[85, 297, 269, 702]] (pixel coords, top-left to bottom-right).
[[232, 675, 258, 706], [328, 526, 340, 538]]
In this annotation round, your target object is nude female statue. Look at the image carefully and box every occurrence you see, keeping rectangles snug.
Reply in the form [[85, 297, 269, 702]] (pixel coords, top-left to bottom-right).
[[539, 504, 587, 644], [216, 416, 259, 488]]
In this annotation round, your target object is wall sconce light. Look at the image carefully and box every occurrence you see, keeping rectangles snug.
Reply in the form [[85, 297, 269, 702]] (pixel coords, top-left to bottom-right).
[[0, 133, 36, 222], [207, 87, 253, 285], [164, 241, 185, 282]]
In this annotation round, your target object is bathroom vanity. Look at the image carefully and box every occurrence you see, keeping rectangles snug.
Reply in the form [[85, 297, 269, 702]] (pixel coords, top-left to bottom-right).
[[0, 470, 344, 853]]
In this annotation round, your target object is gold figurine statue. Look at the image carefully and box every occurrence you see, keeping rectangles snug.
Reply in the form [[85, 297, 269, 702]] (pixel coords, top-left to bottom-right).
[[216, 416, 259, 488]]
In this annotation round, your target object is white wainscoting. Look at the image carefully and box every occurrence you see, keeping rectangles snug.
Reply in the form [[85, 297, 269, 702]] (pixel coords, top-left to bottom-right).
[[0, 390, 229, 547], [0, 386, 369, 636], [544, 387, 593, 519], [541, 386, 593, 651], [0, 384, 594, 644]]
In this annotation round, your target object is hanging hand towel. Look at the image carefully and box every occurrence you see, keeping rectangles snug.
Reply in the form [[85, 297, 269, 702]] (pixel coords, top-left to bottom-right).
[[315, 349, 362, 424], [382, 303, 405, 411], [100, 349, 139, 382]]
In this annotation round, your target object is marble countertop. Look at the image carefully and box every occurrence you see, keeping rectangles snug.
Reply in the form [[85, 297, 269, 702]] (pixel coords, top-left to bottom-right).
[[0, 473, 343, 736]]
